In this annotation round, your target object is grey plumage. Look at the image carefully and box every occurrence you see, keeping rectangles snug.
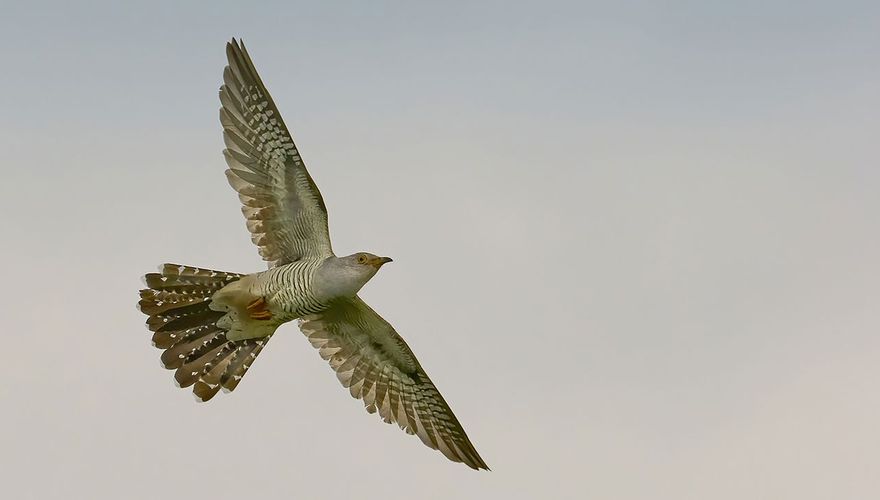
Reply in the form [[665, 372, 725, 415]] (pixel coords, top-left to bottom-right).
[[137, 39, 488, 470]]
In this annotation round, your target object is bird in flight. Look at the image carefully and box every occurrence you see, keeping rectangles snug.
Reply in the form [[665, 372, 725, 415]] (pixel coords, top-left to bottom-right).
[[137, 39, 488, 470]]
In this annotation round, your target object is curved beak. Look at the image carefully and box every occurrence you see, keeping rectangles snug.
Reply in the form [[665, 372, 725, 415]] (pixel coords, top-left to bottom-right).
[[369, 256, 393, 268]]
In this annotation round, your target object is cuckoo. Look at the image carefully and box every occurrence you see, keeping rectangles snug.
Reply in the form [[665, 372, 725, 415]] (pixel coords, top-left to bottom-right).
[[137, 39, 488, 470]]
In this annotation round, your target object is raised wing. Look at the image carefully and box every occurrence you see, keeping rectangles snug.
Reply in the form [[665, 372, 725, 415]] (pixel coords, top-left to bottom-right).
[[219, 38, 333, 267], [298, 297, 489, 470]]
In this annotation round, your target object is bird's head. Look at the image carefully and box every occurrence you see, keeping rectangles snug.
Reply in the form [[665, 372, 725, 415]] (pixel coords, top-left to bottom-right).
[[313, 252, 393, 301], [346, 251, 393, 283], [346, 252, 393, 270]]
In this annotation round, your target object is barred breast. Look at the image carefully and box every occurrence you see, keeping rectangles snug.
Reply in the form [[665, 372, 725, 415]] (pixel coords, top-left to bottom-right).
[[254, 259, 329, 321]]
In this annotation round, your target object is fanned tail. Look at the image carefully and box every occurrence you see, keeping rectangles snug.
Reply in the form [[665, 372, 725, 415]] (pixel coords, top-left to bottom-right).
[[138, 264, 272, 401]]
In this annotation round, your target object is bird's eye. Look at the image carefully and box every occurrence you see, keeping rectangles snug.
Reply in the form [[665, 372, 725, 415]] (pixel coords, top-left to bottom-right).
[[357, 255, 367, 264]]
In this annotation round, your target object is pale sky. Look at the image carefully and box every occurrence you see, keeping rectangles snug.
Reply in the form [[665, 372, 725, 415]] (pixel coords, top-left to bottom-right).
[[2, 1, 879, 499]]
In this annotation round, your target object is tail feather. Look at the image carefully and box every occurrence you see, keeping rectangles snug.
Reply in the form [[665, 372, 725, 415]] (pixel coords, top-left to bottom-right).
[[220, 339, 269, 390], [155, 324, 222, 358], [137, 292, 208, 316], [192, 337, 270, 400], [139, 263, 273, 402], [148, 306, 224, 333]]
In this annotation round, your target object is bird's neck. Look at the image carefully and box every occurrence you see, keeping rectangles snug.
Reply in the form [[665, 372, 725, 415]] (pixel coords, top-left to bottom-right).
[[311, 257, 374, 303]]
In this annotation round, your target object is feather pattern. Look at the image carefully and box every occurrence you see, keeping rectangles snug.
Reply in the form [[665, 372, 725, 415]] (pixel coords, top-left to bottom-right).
[[298, 297, 489, 470], [219, 38, 333, 267], [136, 39, 487, 470], [139, 264, 273, 401]]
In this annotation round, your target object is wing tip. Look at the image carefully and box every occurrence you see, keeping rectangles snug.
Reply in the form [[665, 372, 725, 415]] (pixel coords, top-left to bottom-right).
[[469, 453, 491, 471], [454, 447, 490, 471], [226, 38, 241, 62], [226, 37, 250, 66]]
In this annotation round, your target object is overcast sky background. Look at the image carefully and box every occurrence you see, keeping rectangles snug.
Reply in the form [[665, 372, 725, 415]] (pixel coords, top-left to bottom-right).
[[1, 1, 878, 498]]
